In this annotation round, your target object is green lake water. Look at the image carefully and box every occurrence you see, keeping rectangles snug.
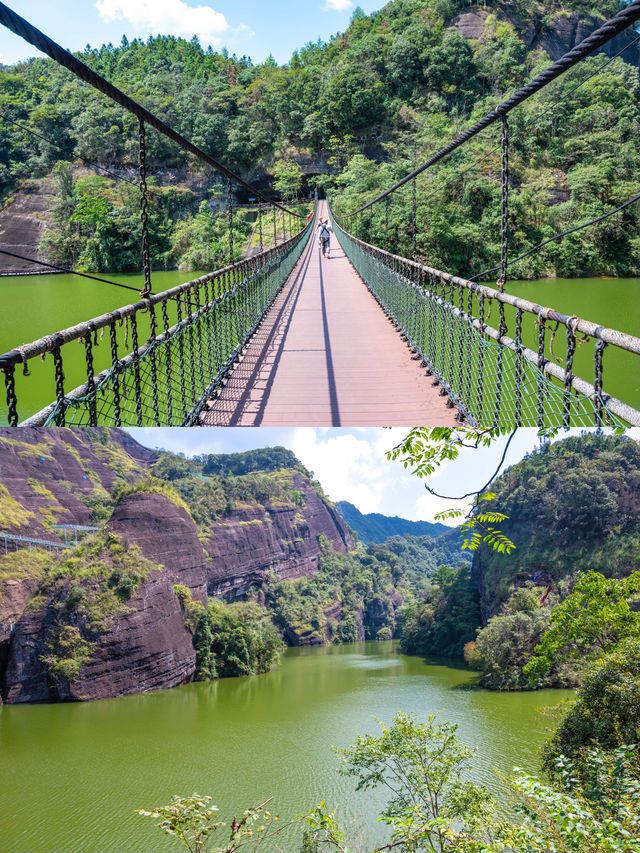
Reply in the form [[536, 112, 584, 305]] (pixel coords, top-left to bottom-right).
[[0, 271, 638, 423], [0, 641, 574, 853]]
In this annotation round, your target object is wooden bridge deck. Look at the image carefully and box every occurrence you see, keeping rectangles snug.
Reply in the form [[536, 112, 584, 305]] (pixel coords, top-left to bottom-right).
[[200, 203, 456, 426]]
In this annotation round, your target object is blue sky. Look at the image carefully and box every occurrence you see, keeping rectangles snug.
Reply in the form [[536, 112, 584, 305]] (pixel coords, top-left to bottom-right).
[[0, 0, 382, 66], [124, 428, 639, 525]]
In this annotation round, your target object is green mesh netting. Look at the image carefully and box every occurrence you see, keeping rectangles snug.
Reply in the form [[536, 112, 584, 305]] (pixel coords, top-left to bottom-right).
[[331, 215, 625, 428], [44, 226, 311, 426]]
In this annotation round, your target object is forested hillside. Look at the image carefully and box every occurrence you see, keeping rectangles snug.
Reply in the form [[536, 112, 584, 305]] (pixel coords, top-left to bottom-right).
[[399, 433, 640, 689], [336, 500, 447, 542], [1, 0, 639, 276]]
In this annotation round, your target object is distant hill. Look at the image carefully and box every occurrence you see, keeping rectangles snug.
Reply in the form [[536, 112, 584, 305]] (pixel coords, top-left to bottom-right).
[[382, 531, 471, 575], [336, 501, 448, 544]]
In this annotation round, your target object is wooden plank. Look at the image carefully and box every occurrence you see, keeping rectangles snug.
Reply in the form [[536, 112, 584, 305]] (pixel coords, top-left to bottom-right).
[[201, 202, 457, 427]]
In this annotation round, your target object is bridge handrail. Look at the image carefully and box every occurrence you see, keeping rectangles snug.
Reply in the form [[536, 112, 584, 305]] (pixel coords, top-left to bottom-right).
[[2, 217, 314, 426], [0, 258, 263, 372], [345, 0, 640, 217], [0, 2, 303, 220], [330, 208, 640, 428], [0, 531, 71, 549], [0, 226, 308, 373], [333, 213, 640, 358]]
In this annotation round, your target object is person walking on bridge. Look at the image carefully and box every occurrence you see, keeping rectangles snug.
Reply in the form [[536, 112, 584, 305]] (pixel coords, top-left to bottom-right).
[[317, 217, 333, 259]]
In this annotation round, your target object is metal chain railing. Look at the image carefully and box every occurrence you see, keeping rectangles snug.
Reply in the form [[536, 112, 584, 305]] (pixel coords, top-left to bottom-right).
[[330, 209, 640, 428], [137, 117, 152, 298], [0, 220, 312, 426]]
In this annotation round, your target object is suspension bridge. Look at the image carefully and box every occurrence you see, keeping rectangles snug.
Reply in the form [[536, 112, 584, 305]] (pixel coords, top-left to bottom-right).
[[1, 1, 640, 427]]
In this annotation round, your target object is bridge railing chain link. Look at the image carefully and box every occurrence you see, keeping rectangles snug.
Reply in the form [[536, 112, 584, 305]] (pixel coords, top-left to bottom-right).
[[1, 221, 312, 427], [330, 210, 640, 428]]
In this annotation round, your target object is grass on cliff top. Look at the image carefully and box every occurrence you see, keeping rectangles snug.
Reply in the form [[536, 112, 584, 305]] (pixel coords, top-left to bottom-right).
[[82, 428, 145, 485], [17, 529, 163, 686], [0, 483, 36, 529], [113, 477, 192, 517], [42, 529, 162, 633]]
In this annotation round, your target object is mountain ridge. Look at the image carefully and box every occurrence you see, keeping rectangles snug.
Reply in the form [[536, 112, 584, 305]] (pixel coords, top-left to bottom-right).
[[336, 500, 449, 544]]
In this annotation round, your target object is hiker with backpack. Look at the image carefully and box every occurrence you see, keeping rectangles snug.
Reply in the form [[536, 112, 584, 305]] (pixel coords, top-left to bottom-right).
[[317, 217, 333, 259]]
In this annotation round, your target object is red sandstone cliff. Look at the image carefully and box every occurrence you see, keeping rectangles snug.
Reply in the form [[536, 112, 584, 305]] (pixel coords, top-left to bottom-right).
[[0, 428, 352, 703]]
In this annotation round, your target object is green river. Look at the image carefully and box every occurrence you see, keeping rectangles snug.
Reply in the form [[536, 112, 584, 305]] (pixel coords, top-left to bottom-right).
[[0, 641, 574, 853], [0, 271, 638, 423]]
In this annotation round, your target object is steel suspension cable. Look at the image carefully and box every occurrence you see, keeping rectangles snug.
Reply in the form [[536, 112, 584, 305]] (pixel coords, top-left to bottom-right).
[[0, 248, 147, 293]]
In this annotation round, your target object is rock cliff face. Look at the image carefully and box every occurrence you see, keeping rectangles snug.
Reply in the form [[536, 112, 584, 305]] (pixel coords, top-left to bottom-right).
[[5, 493, 205, 703], [453, 6, 640, 65], [204, 478, 350, 598], [453, 7, 640, 65], [0, 427, 156, 540], [0, 428, 352, 703]]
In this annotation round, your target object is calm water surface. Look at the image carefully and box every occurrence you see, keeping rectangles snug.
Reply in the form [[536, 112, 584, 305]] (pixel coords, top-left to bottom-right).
[[0, 641, 574, 853], [0, 273, 639, 423]]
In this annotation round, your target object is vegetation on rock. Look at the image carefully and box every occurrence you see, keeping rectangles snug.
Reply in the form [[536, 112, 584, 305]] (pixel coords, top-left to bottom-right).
[[36, 530, 160, 684], [542, 638, 640, 781], [175, 585, 284, 681], [399, 564, 481, 659]]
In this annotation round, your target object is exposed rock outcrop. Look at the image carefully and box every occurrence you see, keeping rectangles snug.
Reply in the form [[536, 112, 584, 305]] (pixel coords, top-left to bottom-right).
[[0, 427, 152, 539], [205, 475, 350, 598], [0, 179, 55, 275], [453, 8, 640, 65], [0, 429, 354, 702], [4, 492, 208, 703]]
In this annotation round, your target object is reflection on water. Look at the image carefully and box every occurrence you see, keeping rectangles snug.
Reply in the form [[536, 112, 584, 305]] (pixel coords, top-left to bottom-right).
[[0, 641, 574, 853]]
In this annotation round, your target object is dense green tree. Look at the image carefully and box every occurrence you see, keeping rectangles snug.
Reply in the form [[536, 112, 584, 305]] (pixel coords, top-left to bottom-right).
[[470, 607, 551, 690], [399, 564, 482, 658], [272, 159, 303, 201], [524, 570, 640, 683], [542, 638, 640, 780]]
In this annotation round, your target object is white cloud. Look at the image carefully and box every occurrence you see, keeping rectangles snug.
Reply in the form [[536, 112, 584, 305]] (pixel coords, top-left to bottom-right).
[[95, 0, 232, 46], [324, 0, 353, 11], [290, 428, 407, 515]]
